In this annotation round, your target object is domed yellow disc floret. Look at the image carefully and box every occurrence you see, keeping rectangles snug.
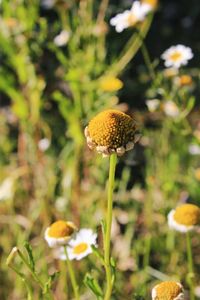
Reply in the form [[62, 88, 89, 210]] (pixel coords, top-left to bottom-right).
[[85, 110, 138, 156], [173, 204, 200, 226], [48, 220, 75, 238], [153, 281, 184, 300]]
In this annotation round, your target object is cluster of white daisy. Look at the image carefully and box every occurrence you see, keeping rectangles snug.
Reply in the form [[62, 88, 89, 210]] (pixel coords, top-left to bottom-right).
[[110, 1, 155, 33], [45, 220, 97, 260]]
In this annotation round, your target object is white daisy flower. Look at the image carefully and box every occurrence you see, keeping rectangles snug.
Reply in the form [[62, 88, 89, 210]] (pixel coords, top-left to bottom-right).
[[0, 177, 15, 202], [44, 220, 77, 248], [152, 281, 184, 300], [41, 0, 55, 9], [146, 99, 160, 112], [161, 45, 193, 69], [188, 144, 200, 155], [38, 138, 50, 152], [54, 229, 97, 260], [54, 30, 70, 47], [163, 101, 179, 118], [168, 204, 200, 233], [110, 1, 150, 33]]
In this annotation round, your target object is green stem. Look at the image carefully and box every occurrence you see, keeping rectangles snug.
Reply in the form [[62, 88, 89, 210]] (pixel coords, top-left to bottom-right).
[[17, 249, 44, 290], [186, 232, 195, 300], [64, 246, 80, 300], [104, 153, 117, 300], [109, 14, 153, 76], [141, 42, 156, 80]]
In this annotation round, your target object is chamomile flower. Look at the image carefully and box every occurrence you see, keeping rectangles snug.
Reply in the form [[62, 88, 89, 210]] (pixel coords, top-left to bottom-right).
[[44, 220, 77, 248], [54, 30, 70, 47], [85, 109, 139, 157], [161, 45, 193, 69], [162, 101, 179, 118], [146, 99, 160, 112], [55, 229, 97, 261], [152, 281, 184, 300], [110, 1, 150, 33], [168, 204, 200, 233], [188, 144, 200, 155], [0, 177, 15, 202]]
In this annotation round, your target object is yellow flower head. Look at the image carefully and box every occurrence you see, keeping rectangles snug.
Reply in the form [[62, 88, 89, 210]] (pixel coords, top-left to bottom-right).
[[99, 76, 123, 92], [45, 220, 77, 248], [168, 204, 200, 233], [85, 109, 139, 156], [176, 75, 193, 86], [152, 281, 184, 300]]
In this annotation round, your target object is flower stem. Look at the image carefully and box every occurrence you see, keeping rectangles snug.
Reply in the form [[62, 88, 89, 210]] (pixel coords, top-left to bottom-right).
[[104, 153, 117, 300], [186, 231, 195, 300], [109, 14, 153, 76], [64, 246, 80, 300]]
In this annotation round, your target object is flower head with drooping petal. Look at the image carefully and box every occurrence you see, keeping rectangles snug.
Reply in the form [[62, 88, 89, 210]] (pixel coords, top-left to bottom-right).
[[168, 204, 200, 233], [152, 281, 184, 300], [85, 109, 139, 157], [54, 229, 97, 261], [44, 220, 77, 248], [161, 45, 193, 69], [110, 1, 151, 32]]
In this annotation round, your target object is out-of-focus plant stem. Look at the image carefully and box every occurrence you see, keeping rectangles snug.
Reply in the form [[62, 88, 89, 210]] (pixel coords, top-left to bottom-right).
[[186, 232, 195, 300], [104, 153, 117, 300], [64, 246, 80, 300], [109, 14, 153, 76]]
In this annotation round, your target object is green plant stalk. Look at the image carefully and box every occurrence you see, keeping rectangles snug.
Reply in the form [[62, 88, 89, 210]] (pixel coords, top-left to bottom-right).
[[109, 14, 153, 76], [186, 232, 195, 300], [104, 153, 117, 300], [17, 248, 44, 290], [141, 42, 156, 80], [63, 246, 80, 300]]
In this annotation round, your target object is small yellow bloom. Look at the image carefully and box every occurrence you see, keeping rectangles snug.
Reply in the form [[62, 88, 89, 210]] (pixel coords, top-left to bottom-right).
[[152, 281, 184, 300], [99, 76, 123, 92], [194, 168, 200, 181], [168, 204, 200, 233], [85, 109, 139, 156], [45, 220, 77, 248], [176, 75, 193, 86]]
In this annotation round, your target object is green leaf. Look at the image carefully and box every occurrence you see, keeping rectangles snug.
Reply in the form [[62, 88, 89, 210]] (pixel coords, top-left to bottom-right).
[[91, 245, 105, 266], [84, 273, 103, 299], [43, 272, 59, 294], [24, 241, 35, 272]]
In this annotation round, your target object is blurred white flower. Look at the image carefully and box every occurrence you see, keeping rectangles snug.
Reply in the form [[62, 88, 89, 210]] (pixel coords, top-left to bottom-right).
[[54, 30, 70, 47], [110, 1, 150, 33], [168, 204, 200, 233], [0, 177, 15, 202], [188, 144, 200, 155], [163, 101, 179, 117], [146, 99, 160, 112], [55, 229, 97, 260], [41, 0, 55, 9], [38, 138, 50, 151], [161, 45, 193, 69]]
